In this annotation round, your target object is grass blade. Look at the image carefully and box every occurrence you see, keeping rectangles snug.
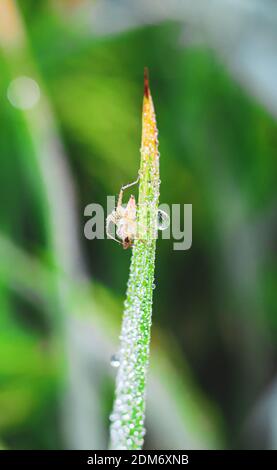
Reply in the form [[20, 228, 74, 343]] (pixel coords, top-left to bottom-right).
[[109, 69, 160, 450]]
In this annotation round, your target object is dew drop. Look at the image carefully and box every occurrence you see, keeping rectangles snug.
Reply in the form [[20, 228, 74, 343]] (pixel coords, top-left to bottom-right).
[[152, 283, 156, 290], [157, 209, 170, 230], [110, 354, 120, 368]]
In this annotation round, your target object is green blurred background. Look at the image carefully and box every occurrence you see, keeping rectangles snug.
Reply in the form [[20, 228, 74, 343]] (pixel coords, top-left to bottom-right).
[[0, 0, 277, 450]]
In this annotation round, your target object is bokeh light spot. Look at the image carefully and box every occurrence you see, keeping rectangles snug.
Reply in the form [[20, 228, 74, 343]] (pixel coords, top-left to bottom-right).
[[7, 76, 40, 110]]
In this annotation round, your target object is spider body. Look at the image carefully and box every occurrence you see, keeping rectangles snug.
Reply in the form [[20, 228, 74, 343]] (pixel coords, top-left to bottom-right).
[[106, 178, 139, 249]]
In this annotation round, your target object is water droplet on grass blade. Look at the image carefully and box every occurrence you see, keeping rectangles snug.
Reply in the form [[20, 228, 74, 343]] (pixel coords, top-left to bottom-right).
[[110, 354, 120, 368], [157, 209, 170, 230]]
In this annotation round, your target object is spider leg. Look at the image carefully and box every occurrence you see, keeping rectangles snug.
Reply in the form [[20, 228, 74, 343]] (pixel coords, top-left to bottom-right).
[[117, 175, 140, 209], [106, 213, 121, 245], [121, 175, 140, 192]]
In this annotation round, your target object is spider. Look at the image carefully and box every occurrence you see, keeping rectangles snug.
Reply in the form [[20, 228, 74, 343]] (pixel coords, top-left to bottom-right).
[[106, 177, 140, 249]]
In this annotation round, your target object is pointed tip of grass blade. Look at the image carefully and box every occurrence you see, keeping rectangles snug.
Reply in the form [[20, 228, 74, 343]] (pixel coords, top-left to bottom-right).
[[144, 67, 150, 98], [142, 67, 158, 166]]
